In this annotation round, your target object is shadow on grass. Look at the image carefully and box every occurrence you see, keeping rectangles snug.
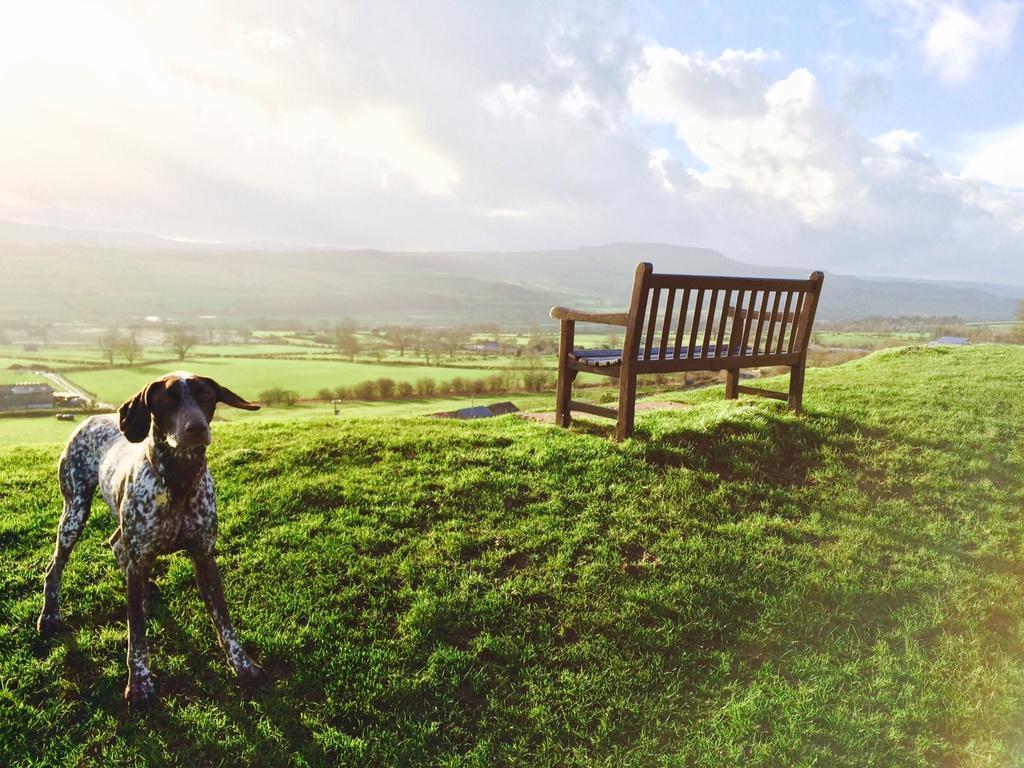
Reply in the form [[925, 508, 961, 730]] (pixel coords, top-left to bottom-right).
[[633, 405, 857, 489]]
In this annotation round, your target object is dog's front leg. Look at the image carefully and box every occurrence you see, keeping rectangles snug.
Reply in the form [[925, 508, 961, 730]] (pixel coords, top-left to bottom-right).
[[124, 565, 156, 708], [191, 552, 267, 686]]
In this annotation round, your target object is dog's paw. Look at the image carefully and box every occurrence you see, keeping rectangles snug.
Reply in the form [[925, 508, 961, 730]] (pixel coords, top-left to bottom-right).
[[36, 612, 64, 638], [124, 673, 157, 709], [237, 661, 270, 688]]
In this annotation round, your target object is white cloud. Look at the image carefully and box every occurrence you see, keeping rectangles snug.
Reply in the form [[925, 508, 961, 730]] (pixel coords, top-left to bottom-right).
[[628, 42, 1024, 278], [923, 2, 1018, 84], [960, 123, 1024, 189], [483, 83, 542, 119], [872, 0, 1020, 85], [630, 50, 850, 222], [874, 129, 923, 152]]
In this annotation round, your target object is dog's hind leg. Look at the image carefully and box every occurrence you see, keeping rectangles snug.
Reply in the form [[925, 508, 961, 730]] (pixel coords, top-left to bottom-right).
[[38, 461, 96, 636]]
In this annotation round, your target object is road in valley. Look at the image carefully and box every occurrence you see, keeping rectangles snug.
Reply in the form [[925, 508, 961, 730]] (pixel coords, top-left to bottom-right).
[[37, 371, 113, 410]]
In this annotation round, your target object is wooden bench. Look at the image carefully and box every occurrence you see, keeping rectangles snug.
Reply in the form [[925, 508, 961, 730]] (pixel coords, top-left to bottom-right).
[[550, 262, 824, 440]]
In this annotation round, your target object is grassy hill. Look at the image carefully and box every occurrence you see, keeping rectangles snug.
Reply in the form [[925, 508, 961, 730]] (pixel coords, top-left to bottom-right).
[[2, 345, 1024, 766]]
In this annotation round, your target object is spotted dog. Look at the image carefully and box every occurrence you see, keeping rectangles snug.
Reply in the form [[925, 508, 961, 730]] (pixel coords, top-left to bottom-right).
[[38, 373, 266, 707]]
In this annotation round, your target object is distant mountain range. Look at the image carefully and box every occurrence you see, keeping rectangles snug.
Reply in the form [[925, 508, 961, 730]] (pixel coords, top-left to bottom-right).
[[0, 221, 1019, 326]]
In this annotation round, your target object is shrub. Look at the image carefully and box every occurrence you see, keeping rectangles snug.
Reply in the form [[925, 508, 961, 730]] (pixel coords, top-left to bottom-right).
[[450, 376, 467, 395], [316, 388, 335, 401], [521, 370, 553, 392], [258, 387, 300, 406], [397, 381, 414, 399], [352, 380, 376, 400], [415, 377, 436, 397], [375, 378, 396, 400]]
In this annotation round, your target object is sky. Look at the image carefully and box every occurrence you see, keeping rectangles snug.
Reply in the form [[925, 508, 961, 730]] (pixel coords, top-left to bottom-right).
[[1, 0, 1023, 282]]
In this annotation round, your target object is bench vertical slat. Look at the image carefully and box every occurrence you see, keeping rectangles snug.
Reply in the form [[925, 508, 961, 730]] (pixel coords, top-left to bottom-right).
[[659, 288, 676, 361], [728, 289, 745, 355], [753, 289, 771, 355], [764, 290, 782, 355], [794, 272, 824, 353], [701, 289, 719, 356], [715, 289, 732, 357], [615, 262, 652, 440], [672, 288, 690, 360], [740, 290, 758, 356], [643, 288, 661, 360], [787, 291, 806, 354], [687, 289, 705, 359], [775, 292, 794, 355]]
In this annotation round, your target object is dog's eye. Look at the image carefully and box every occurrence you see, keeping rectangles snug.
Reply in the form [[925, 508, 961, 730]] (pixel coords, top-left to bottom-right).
[[197, 390, 213, 400]]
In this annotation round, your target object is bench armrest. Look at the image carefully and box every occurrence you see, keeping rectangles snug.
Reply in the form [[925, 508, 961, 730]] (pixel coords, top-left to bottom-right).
[[550, 306, 629, 325]]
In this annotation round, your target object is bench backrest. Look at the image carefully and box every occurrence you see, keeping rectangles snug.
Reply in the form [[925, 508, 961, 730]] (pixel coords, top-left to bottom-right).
[[622, 263, 824, 371]]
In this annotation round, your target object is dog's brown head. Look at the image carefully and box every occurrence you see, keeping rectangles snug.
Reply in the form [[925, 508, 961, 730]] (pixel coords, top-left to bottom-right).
[[118, 373, 260, 446]]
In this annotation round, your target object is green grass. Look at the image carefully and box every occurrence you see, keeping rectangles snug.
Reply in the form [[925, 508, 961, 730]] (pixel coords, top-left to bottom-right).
[[0, 415, 87, 446], [0, 392, 563, 448], [2, 345, 1024, 765]]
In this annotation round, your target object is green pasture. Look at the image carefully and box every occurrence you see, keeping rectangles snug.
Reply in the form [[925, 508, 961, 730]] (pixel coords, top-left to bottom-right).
[[0, 368, 47, 386], [63, 357, 525, 404], [812, 331, 931, 348]]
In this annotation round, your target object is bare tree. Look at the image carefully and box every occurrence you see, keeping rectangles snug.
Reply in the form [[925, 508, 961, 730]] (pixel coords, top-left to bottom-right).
[[336, 331, 360, 362], [165, 325, 199, 361], [442, 328, 470, 360], [385, 326, 417, 357], [118, 328, 143, 366], [98, 329, 122, 367]]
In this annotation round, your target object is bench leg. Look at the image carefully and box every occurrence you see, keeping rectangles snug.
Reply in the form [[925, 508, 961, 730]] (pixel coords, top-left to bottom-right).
[[616, 372, 637, 441], [555, 320, 576, 428], [725, 369, 739, 400], [788, 364, 805, 412], [555, 369, 577, 427]]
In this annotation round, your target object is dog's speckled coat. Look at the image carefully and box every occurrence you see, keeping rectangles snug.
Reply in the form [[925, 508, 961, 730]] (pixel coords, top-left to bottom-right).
[[38, 373, 266, 707]]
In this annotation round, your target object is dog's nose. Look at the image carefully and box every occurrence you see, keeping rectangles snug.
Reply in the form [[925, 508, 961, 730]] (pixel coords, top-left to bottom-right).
[[185, 421, 207, 434]]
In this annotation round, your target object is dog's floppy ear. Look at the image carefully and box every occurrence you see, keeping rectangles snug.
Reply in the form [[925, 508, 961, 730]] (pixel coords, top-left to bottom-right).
[[199, 377, 261, 411], [118, 383, 155, 443]]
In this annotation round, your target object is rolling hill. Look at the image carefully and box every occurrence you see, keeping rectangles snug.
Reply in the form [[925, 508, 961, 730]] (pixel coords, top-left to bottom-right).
[[1, 221, 1019, 325], [2, 345, 1024, 765]]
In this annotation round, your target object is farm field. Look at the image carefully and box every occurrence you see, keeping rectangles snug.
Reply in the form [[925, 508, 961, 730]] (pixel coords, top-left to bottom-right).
[[2, 345, 1023, 765], [0, 368, 47, 386], [63, 357, 527, 404], [811, 330, 931, 348], [0, 342, 335, 366]]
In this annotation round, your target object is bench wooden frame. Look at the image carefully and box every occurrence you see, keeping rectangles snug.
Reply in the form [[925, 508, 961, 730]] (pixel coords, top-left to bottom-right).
[[551, 262, 825, 440]]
